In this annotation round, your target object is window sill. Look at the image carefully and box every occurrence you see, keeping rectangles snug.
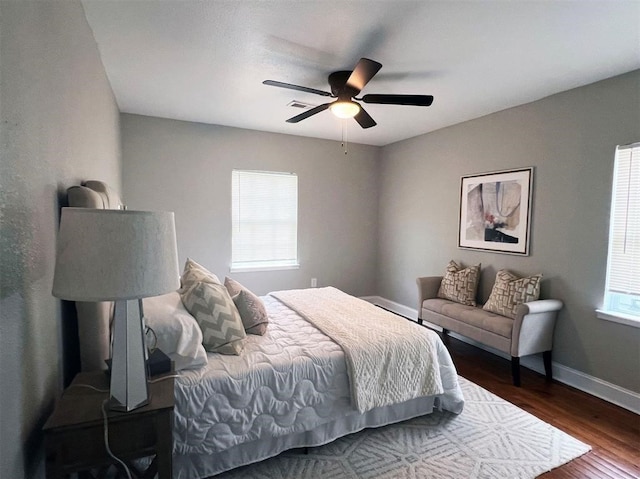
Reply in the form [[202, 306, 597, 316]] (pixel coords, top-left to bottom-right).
[[596, 309, 640, 328], [229, 264, 300, 273]]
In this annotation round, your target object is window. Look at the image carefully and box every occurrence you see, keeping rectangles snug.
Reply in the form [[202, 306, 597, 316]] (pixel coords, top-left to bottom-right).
[[231, 170, 298, 272], [598, 142, 640, 327]]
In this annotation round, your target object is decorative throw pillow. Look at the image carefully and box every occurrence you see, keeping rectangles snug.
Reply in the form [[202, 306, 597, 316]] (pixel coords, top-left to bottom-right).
[[483, 270, 542, 319], [180, 280, 246, 355], [232, 290, 269, 335], [437, 260, 481, 306], [224, 277, 269, 335], [224, 276, 244, 297], [179, 258, 220, 293]]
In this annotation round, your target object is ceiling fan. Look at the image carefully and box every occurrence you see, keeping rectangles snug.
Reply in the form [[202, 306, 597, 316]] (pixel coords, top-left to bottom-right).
[[263, 58, 434, 129]]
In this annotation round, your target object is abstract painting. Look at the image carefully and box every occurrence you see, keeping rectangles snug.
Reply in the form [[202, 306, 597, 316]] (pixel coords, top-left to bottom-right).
[[459, 167, 533, 255]]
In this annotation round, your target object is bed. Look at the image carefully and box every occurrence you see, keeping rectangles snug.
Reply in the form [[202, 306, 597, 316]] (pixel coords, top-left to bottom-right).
[[67, 181, 465, 479]]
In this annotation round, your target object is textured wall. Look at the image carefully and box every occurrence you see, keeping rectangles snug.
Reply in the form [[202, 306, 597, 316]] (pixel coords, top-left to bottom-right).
[[377, 71, 640, 392], [121, 114, 380, 298], [0, 2, 121, 476]]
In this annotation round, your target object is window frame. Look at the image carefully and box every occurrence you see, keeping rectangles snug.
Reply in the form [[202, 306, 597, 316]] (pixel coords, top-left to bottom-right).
[[230, 169, 299, 273], [596, 142, 640, 328]]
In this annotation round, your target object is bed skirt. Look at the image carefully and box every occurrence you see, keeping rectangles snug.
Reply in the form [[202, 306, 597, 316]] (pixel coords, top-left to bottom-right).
[[173, 394, 438, 479]]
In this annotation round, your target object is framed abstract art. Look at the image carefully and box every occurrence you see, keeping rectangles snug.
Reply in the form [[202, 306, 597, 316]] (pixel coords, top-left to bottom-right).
[[458, 167, 533, 255]]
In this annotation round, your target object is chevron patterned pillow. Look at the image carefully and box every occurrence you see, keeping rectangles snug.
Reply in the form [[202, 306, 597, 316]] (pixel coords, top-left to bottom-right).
[[180, 281, 246, 355], [483, 270, 542, 319], [437, 260, 481, 306], [179, 258, 220, 293]]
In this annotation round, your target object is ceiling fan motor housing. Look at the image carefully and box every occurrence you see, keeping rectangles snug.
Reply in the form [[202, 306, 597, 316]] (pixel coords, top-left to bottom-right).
[[328, 71, 358, 98]]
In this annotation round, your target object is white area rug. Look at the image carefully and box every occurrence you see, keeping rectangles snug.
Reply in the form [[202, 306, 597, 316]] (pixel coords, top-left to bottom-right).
[[213, 377, 591, 479]]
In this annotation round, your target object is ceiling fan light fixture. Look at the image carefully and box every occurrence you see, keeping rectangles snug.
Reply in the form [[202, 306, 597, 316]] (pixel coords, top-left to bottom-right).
[[265, 58, 435, 129], [330, 100, 360, 119]]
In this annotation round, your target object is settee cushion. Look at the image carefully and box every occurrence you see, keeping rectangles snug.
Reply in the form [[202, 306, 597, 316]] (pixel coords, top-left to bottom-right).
[[437, 260, 481, 306], [422, 299, 514, 339], [483, 270, 542, 319]]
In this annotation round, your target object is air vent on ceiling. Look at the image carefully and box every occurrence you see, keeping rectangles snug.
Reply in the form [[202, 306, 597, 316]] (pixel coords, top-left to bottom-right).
[[287, 100, 315, 109]]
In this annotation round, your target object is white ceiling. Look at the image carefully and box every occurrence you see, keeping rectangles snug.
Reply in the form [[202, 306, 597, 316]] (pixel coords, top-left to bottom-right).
[[81, 1, 640, 147]]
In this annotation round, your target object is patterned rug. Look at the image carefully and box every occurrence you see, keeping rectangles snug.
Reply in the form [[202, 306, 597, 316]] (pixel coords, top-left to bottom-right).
[[213, 377, 591, 479]]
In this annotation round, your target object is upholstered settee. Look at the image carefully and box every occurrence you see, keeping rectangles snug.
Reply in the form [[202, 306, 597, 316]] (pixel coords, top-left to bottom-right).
[[417, 264, 563, 386]]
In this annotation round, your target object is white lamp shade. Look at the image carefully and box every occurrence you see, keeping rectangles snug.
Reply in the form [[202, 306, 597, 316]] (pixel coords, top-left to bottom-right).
[[52, 208, 180, 301]]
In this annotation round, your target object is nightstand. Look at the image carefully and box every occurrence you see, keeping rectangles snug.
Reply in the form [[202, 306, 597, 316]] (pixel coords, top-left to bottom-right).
[[43, 371, 174, 478]]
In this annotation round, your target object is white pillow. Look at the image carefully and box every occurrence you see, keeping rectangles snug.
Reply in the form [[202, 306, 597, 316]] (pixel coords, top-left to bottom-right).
[[143, 292, 208, 371]]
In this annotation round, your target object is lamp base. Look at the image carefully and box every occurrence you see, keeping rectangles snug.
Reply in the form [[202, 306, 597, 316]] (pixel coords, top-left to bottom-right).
[[109, 299, 149, 412], [108, 395, 149, 412], [105, 348, 172, 378]]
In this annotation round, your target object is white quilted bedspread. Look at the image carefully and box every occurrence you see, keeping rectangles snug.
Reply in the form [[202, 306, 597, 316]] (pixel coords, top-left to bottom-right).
[[172, 291, 464, 478], [271, 287, 444, 413], [173, 295, 350, 456]]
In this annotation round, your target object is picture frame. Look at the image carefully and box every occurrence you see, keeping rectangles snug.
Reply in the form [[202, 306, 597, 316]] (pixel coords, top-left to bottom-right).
[[458, 167, 533, 255]]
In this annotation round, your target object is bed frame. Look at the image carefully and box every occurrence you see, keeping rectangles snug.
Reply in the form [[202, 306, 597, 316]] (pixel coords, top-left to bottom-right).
[[67, 181, 464, 479]]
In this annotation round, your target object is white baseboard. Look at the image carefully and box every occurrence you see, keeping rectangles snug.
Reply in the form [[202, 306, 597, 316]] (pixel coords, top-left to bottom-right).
[[363, 295, 640, 415]]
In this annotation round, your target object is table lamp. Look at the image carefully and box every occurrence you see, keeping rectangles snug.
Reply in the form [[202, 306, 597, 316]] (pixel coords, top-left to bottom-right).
[[53, 208, 180, 411]]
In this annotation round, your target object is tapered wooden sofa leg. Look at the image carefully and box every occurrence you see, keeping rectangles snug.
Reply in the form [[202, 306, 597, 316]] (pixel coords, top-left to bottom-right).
[[511, 357, 521, 387], [543, 350, 553, 381]]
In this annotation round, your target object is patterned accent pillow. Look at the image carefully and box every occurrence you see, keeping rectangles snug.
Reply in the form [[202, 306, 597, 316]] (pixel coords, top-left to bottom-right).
[[232, 290, 269, 335], [180, 281, 246, 355], [437, 260, 481, 306], [179, 258, 220, 293], [224, 277, 269, 335], [224, 276, 244, 296], [483, 270, 542, 319]]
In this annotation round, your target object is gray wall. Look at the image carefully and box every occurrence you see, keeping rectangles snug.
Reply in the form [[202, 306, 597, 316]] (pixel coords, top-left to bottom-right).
[[121, 114, 380, 297], [0, 2, 121, 477], [1, 7, 634, 476], [377, 70, 640, 393]]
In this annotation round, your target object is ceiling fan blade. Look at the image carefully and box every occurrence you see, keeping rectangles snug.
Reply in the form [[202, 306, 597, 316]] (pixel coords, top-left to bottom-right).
[[286, 103, 331, 123], [361, 94, 434, 106], [263, 80, 332, 97], [354, 106, 376, 129], [346, 58, 382, 95]]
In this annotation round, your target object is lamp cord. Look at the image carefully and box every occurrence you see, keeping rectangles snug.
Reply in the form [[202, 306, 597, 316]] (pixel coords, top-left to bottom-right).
[[69, 374, 178, 477], [101, 399, 133, 479]]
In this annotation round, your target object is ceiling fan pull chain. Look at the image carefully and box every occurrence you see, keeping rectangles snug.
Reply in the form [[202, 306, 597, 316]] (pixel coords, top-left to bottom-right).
[[342, 120, 348, 155]]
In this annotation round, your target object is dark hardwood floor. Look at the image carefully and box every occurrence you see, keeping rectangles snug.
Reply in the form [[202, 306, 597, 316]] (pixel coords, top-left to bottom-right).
[[442, 334, 640, 479]]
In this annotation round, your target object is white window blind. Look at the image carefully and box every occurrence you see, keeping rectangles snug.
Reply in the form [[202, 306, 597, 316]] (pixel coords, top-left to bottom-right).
[[600, 142, 640, 323], [231, 170, 298, 271]]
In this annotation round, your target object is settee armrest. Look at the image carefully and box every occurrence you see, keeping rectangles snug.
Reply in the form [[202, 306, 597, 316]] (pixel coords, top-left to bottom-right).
[[518, 299, 563, 316], [511, 299, 563, 357], [416, 276, 443, 315]]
